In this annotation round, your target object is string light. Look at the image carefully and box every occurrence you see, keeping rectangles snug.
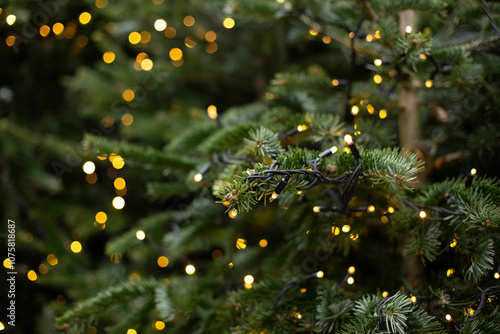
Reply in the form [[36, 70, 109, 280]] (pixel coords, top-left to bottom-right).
[[322, 36, 331, 44], [140, 31, 151, 43], [123, 89, 135, 101], [445, 314, 452, 322], [165, 27, 176, 38], [332, 79, 339, 86], [185, 264, 196, 275], [297, 124, 308, 132], [95, 0, 108, 8], [40, 25, 50, 37], [79, 12, 91, 25], [382, 291, 389, 298], [348, 266, 355, 274], [366, 104, 375, 114], [494, 272, 499, 279], [154, 19, 167, 31], [169, 48, 183, 61], [70, 241, 82, 253], [122, 113, 134, 126], [347, 276, 354, 284], [27, 270, 38, 281], [373, 74, 382, 84], [155, 321, 166, 330], [259, 239, 268, 247], [342, 225, 351, 233], [316, 271, 324, 278], [47, 254, 58, 265], [205, 31, 217, 42], [465, 168, 477, 187], [419, 54, 427, 59], [379, 109, 387, 119], [223, 18, 235, 29], [405, 25, 412, 34], [410, 296, 417, 303], [351, 105, 359, 115], [365, 34, 374, 42], [114, 177, 126, 190], [211, 249, 223, 260], [388, 206, 395, 213], [207, 105, 218, 119], [141, 58, 153, 71], [271, 175, 290, 201], [309, 29, 318, 36], [344, 134, 353, 144], [367, 205, 375, 212], [0, 322, 4, 330], [136, 230, 146, 240], [450, 239, 457, 248], [112, 196, 125, 210], [236, 238, 247, 249], [128, 32, 141, 44], [39, 263, 49, 274], [419, 211, 426, 218], [446, 268, 455, 277], [183, 15, 195, 26], [228, 208, 238, 219], [127, 330, 137, 334], [425, 79, 433, 88], [374, 59, 382, 66], [3, 258, 12, 268], [95, 211, 107, 224], [194, 162, 213, 182], [244, 275, 254, 284], [103, 51, 115, 63], [6, 14, 16, 25], [82, 161, 95, 174]]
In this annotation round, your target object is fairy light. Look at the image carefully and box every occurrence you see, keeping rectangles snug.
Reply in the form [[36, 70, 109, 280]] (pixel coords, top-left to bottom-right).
[[349, 32, 355, 38], [114, 177, 126, 190], [39, 263, 48, 274], [128, 32, 141, 44], [127, 330, 137, 334], [494, 272, 500, 279], [316, 271, 324, 278], [185, 264, 196, 275], [169, 48, 183, 61], [47, 254, 58, 265], [419, 54, 427, 59], [450, 239, 457, 248], [351, 105, 359, 115], [70, 241, 82, 253], [259, 239, 268, 247], [27, 270, 38, 281], [6, 14, 16, 25], [206, 105, 218, 119], [309, 29, 318, 36], [154, 19, 167, 31], [388, 206, 395, 213], [0, 322, 4, 330], [347, 276, 354, 284], [112, 196, 125, 210], [165, 27, 176, 38], [295, 312, 302, 319], [374, 59, 382, 66], [236, 238, 247, 249], [332, 79, 339, 86], [313, 206, 320, 213], [79, 12, 91, 25], [141, 59, 153, 71], [322, 36, 331, 44], [228, 208, 238, 219], [344, 134, 353, 144], [446, 268, 455, 277], [205, 31, 217, 42], [342, 225, 351, 233], [155, 321, 166, 330], [470, 168, 477, 175], [271, 175, 290, 202], [373, 74, 382, 84], [379, 109, 387, 119], [368, 205, 375, 212], [82, 161, 95, 174], [123, 89, 135, 101], [381, 216, 389, 224], [405, 25, 412, 34], [382, 291, 389, 298], [365, 34, 374, 42], [95, 211, 107, 224], [136, 230, 145, 240], [425, 79, 433, 88], [419, 211, 426, 219], [244, 275, 254, 284], [103, 51, 115, 63], [410, 296, 417, 303], [445, 314, 452, 322], [297, 124, 308, 132], [375, 30, 381, 39], [40, 25, 50, 37], [223, 18, 235, 29], [212, 249, 223, 260], [3, 258, 12, 268], [122, 113, 134, 126], [366, 104, 375, 114], [348, 266, 355, 274]]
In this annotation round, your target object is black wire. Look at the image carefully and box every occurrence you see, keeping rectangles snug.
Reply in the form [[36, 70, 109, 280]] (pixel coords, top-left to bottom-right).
[[377, 295, 390, 329], [468, 285, 499, 321], [480, 0, 500, 40]]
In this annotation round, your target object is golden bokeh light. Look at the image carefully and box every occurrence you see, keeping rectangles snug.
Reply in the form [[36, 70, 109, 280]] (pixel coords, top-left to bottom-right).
[[40, 25, 50, 37], [244, 275, 254, 284], [82, 161, 95, 174], [236, 238, 247, 249], [165, 27, 176, 38], [169, 48, 183, 61], [185, 264, 196, 275], [259, 239, 268, 247], [183, 15, 195, 27], [95, 211, 107, 224], [141, 58, 153, 71], [112, 196, 125, 210], [53, 22, 64, 35], [122, 113, 134, 126], [223, 18, 235, 29], [79, 12, 91, 25], [205, 31, 217, 42], [103, 51, 115, 63], [155, 321, 166, 330], [154, 19, 167, 31], [70, 241, 82, 253], [157, 256, 169, 267], [27, 270, 38, 281], [122, 89, 135, 101], [47, 254, 58, 266], [6, 14, 16, 25], [128, 32, 141, 44], [136, 230, 146, 240], [114, 177, 126, 190]]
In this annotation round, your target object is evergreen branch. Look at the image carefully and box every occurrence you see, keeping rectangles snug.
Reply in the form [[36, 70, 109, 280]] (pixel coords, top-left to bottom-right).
[[199, 123, 253, 153], [56, 278, 164, 326], [463, 239, 495, 283], [243, 126, 284, 158], [403, 222, 442, 263], [104, 297, 155, 334], [84, 134, 197, 169]]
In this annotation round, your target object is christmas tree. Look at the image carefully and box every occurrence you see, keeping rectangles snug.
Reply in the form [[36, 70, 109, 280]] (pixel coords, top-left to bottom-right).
[[1, 0, 500, 333]]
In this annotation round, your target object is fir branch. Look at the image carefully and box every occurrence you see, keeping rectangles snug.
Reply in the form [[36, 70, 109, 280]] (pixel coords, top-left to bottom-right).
[[463, 239, 495, 283], [403, 222, 442, 264], [199, 123, 253, 154], [242, 126, 284, 158]]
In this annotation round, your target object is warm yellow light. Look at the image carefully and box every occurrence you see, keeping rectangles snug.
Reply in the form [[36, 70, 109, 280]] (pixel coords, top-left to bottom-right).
[[446, 268, 455, 277], [277, 0, 285, 2], [494, 272, 500, 279], [27, 270, 38, 281], [165, 27, 176, 38], [347, 276, 354, 285], [419, 211, 426, 218], [70, 241, 82, 253], [425, 79, 433, 88], [259, 239, 268, 247], [373, 74, 382, 84], [141, 58, 153, 71], [39, 25, 50, 37], [47, 254, 58, 266], [410, 296, 417, 303], [382, 291, 389, 298], [365, 34, 374, 42], [95, 0, 108, 8], [135, 230, 146, 240], [331, 79, 339, 86], [39, 263, 49, 274], [366, 104, 375, 114], [193, 173, 203, 183], [205, 42, 218, 54], [157, 256, 169, 268], [375, 30, 381, 39], [103, 51, 115, 64], [228, 208, 238, 219], [381, 216, 389, 224], [112, 196, 125, 210], [236, 238, 247, 249], [313, 206, 320, 213], [207, 105, 218, 119], [445, 314, 452, 322], [6, 14, 16, 25], [169, 48, 183, 61], [344, 134, 353, 144], [244, 275, 254, 284], [379, 109, 387, 119], [82, 161, 95, 174], [155, 321, 166, 330], [309, 29, 318, 36], [128, 32, 141, 44], [349, 32, 355, 38], [3, 258, 12, 269], [419, 53, 427, 59], [348, 266, 355, 274], [351, 105, 359, 115], [0, 322, 4, 330], [183, 15, 195, 27], [342, 225, 351, 233], [322, 36, 332, 44], [114, 178, 126, 190], [154, 19, 167, 31], [185, 264, 196, 275], [374, 59, 382, 66], [122, 113, 134, 126], [52, 22, 64, 35], [295, 312, 302, 319], [122, 90, 135, 102], [140, 31, 151, 43], [112, 156, 125, 169], [223, 17, 235, 29], [316, 271, 324, 278], [470, 168, 477, 175], [333, 227, 340, 235], [368, 205, 375, 212], [127, 330, 137, 334], [297, 124, 308, 132], [95, 211, 107, 224], [405, 25, 412, 34], [450, 239, 457, 248], [270, 192, 279, 201], [78, 12, 91, 25], [205, 31, 217, 42], [388, 206, 395, 213]]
